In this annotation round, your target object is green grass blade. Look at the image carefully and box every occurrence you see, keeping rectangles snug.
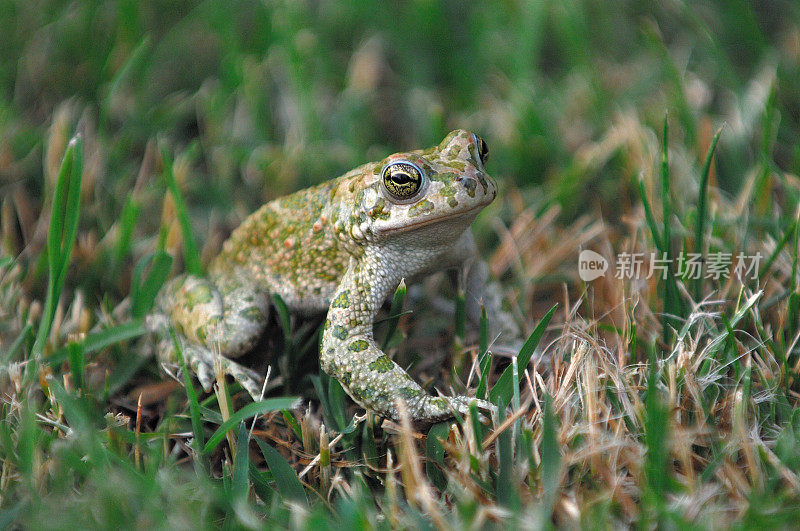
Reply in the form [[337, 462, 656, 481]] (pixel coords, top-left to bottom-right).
[[172, 327, 205, 455], [495, 396, 518, 508], [67, 341, 85, 393], [2, 324, 32, 365], [47, 320, 147, 366], [381, 279, 406, 350], [248, 462, 275, 505], [160, 144, 202, 276], [788, 209, 800, 337], [131, 251, 173, 318], [203, 397, 300, 455], [282, 410, 303, 441], [469, 402, 484, 455], [759, 217, 798, 279], [255, 438, 308, 506], [475, 305, 491, 400], [16, 399, 38, 483], [489, 303, 557, 404], [660, 114, 677, 347], [99, 34, 151, 127], [33, 136, 82, 359], [511, 355, 521, 416], [111, 197, 140, 273], [694, 126, 723, 300], [791, 206, 800, 296], [271, 292, 296, 365], [638, 173, 664, 252], [662, 114, 673, 249], [46, 377, 102, 440], [642, 365, 671, 521], [272, 292, 292, 339], [425, 422, 448, 491], [325, 376, 349, 433], [360, 416, 378, 468], [231, 422, 251, 502], [311, 374, 335, 431], [539, 394, 561, 525], [454, 281, 466, 347]]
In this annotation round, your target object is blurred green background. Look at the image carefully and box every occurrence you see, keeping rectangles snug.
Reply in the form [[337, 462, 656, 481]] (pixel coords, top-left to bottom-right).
[[2, 0, 798, 220]]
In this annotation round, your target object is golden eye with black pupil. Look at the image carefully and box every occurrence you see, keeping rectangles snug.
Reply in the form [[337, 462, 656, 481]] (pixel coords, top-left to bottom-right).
[[475, 135, 489, 165], [382, 162, 423, 201]]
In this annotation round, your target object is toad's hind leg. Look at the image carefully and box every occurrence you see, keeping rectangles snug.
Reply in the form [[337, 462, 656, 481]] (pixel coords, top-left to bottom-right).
[[148, 274, 271, 398]]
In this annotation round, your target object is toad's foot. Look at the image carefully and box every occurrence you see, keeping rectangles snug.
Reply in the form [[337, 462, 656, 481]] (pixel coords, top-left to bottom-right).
[[405, 394, 497, 425], [154, 335, 264, 399]]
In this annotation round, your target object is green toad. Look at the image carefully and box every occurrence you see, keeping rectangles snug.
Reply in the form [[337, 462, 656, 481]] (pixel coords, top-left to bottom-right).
[[148, 130, 519, 423]]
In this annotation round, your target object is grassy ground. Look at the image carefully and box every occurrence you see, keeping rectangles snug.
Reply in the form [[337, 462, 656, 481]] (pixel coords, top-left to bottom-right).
[[2, 0, 800, 528]]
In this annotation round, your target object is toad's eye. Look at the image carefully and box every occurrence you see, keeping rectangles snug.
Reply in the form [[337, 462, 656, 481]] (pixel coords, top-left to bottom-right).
[[475, 135, 489, 165], [382, 162, 423, 201]]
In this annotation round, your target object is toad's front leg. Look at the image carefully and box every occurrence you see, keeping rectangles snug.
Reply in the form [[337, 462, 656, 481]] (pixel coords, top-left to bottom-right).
[[320, 256, 494, 424]]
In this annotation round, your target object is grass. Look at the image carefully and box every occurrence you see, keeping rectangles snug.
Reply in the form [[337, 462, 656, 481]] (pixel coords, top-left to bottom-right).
[[2, 0, 800, 528]]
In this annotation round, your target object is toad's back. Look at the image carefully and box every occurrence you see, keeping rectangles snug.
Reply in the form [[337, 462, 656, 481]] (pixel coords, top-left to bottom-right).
[[209, 177, 350, 313]]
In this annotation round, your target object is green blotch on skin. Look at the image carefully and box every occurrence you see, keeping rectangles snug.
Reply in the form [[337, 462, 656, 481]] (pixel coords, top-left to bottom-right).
[[342, 371, 352, 386], [429, 172, 454, 183], [332, 326, 348, 340], [440, 184, 456, 197], [408, 199, 434, 217], [438, 131, 459, 149], [442, 160, 466, 171], [239, 306, 264, 322], [351, 385, 375, 401], [349, 339, 369, 352], [368, 197, 390, 220], [430, 398, 448, 410], [368, 355, 394, 373], [447, 197, 459, 208], [468, 142, 478, 161], [194, 316, 221, 343], [348, 318, 361, 327], [315, 268, 340, 282], [185, 284, 213, 308], [332, 291, 350, 308], [398, 386, 422, 399]]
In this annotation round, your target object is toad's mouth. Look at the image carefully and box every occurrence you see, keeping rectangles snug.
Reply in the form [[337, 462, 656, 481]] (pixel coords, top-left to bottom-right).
[[376, 202, 490, 236]]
